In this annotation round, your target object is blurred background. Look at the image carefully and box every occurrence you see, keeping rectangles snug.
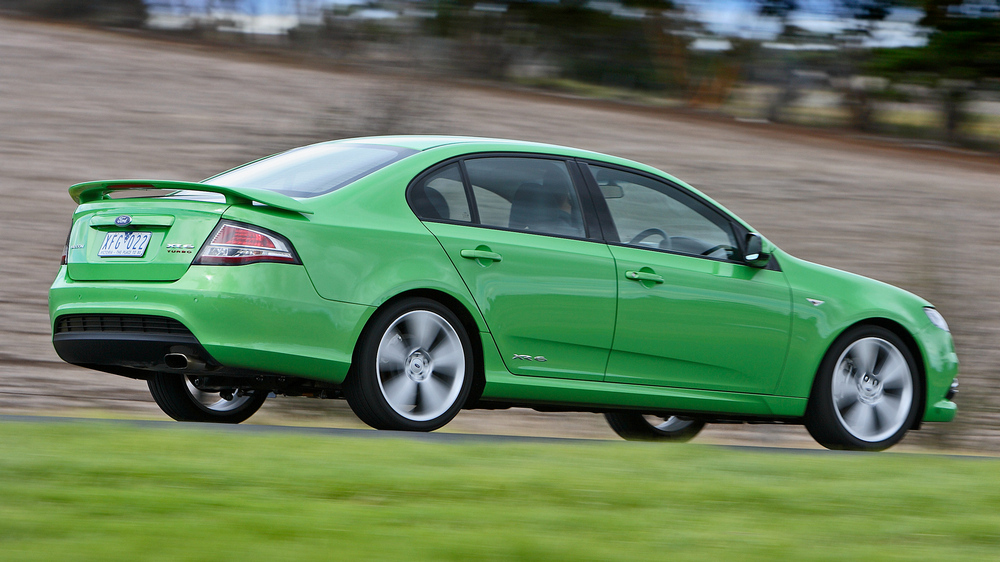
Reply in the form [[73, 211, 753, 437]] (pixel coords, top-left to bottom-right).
[[0, 0, 997, 450]]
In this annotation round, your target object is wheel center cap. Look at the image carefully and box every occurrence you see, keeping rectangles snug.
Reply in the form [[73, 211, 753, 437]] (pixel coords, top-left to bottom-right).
[[405, 350, 432, 382], [857, 373, 882, 404]]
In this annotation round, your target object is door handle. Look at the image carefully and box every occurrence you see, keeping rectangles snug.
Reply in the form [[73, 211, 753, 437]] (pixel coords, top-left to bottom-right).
[[461, 249, 503, 263], [625, 270, 663, 283]]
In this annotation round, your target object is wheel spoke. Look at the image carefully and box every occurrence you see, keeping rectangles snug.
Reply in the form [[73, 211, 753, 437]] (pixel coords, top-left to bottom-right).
[[430, 370, 457, 390], [876, 353, 908, 390], [873, 394, 901, 426], [430, 343, 463, 375], [844, 403, 876, 437], [382, 374, 418, 408], [379, 335, 408, 371], [870, 401, 883, 433], [832, 370, 854, 397], [652, 416, 694, 432], [416, 376, 450, 414], [427, 330, 453, 355], [849, 339, 878, 374], [882, 386, 903, 398], [183, 377, 254, 412], [404, 312, 440, 351], [835, 391, 859, 412], [427, 330, 448, 356]]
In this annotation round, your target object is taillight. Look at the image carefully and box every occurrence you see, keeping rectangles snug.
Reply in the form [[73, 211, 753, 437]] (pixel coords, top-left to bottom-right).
[[193, 220, 300, 266], [60, 224, 71, 265]]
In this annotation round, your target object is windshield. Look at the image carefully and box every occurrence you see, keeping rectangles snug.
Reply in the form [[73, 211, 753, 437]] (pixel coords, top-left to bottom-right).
[[203, 143, 418, 198]]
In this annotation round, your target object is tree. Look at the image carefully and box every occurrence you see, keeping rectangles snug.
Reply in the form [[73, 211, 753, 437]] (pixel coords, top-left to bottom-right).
[[751, 0, 801, 122], [871, 0, 1000, 143], [756, 0, 799, 25], [831, 0, 896, 131]]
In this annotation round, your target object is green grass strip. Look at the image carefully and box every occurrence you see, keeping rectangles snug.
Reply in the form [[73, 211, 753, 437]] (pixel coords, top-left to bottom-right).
[[0, 421, 997, 561]]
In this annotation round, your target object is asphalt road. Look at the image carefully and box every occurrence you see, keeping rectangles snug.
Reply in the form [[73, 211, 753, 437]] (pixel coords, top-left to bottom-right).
[[3, 414, 995, 461]]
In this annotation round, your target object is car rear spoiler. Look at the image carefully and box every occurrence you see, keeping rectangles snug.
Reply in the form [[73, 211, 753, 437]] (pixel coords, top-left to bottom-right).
[[68, 180, 313, 215]]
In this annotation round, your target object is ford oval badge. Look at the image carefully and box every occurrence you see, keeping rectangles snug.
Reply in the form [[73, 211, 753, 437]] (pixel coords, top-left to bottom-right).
[[115, 215, 132, 226]]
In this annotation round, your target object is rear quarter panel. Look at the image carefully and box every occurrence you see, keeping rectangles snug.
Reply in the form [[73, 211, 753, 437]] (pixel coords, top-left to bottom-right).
[[220, 151, 490, 333]]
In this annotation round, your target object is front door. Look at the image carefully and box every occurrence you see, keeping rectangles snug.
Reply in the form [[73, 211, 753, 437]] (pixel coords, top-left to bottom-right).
[[584, 163, 793, 394]]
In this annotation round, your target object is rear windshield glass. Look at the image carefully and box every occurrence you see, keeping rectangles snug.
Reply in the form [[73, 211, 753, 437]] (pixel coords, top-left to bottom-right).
[[203, 143, 418, 198]]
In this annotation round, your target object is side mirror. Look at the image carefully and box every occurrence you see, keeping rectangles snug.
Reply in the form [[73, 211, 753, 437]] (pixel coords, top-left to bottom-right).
[[744, 233, 770, 268]]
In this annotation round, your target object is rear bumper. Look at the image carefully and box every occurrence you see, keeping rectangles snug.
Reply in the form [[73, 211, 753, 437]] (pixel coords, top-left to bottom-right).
[[54, 329, 206, 379], [49, 264, 375, 384]]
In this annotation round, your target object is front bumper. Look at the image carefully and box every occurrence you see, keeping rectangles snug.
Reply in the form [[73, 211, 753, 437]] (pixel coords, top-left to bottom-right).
[[49, 264, 375, 384], [915, 324, 959, 423]]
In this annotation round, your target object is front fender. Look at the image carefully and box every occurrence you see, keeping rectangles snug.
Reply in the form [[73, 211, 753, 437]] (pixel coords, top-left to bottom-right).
[[773, 250, 941, 400]]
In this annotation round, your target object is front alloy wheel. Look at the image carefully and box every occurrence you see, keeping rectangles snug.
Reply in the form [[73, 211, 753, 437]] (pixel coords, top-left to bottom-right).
[[345, 298, 473, 431], [147, 373, 266, 423], [805, 325, 920, 451]]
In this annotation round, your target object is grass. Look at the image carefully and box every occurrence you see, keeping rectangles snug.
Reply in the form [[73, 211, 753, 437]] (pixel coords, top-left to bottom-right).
[[1, 421, 998, 561]]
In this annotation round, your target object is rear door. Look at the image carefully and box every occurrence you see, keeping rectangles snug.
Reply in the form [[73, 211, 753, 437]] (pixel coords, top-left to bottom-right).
[[412, 156, 617, 381]]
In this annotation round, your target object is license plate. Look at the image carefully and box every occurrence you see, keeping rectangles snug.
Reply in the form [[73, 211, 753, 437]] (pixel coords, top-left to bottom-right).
[[98, 231, 152, 257]]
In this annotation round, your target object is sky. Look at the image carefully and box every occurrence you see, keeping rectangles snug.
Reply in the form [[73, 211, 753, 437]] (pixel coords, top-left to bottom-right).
[[146, 0, 931, 47], [680, 0, 928, 46]]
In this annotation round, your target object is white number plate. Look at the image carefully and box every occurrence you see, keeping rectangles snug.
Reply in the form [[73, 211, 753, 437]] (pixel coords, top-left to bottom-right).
[[98, 231, 152, 257]]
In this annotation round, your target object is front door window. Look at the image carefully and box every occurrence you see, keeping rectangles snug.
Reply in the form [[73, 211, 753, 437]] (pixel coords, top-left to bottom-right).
[[589, 165, 739, 260]]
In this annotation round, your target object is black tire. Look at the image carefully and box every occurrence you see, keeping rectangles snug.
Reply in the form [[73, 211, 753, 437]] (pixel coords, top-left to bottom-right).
[[147, 373, 266, 424], [604, 412, 705, 442], [344, 297, 474, 431], [804, 325, 921, 451]]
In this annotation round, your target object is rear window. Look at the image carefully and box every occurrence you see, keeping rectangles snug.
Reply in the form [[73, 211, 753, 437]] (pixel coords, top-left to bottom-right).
[[203, 143, 418, 198]]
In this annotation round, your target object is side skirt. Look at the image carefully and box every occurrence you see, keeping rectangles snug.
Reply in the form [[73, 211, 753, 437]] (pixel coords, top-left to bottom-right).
[[480, 369, 808, 419]]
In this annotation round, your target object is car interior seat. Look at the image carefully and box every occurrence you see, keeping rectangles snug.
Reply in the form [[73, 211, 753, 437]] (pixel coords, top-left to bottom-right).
[[508, 181, 584, 237], [411, 185, 450, 220]]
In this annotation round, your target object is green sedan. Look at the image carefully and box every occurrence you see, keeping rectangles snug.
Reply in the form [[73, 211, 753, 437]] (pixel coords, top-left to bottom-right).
[[50, 136, 958, 450]]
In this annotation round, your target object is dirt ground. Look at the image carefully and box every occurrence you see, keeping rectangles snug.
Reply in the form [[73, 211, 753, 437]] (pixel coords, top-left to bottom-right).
[[2, 18, 998, 450]]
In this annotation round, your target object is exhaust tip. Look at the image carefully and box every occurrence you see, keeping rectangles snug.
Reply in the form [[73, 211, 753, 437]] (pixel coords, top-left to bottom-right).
[[164, 353, 189, 370]]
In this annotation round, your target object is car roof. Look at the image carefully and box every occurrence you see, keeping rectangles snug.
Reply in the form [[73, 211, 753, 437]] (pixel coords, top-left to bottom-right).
[[320, 136, 750, 230], [327, 135, 668, 174], [323, 135, 626, 162]]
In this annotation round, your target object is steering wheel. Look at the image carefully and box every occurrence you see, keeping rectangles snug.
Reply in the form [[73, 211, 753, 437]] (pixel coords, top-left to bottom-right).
[[700, 244, 737, 257], [628, 228, 668, 246]]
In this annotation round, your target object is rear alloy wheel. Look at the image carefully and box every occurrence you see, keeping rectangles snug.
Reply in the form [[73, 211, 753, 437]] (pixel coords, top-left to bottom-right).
[[604, 412, 705, 442], [345, 298, 473, 431], [805, 326, 920, 451], [147, 373, 266, 424]]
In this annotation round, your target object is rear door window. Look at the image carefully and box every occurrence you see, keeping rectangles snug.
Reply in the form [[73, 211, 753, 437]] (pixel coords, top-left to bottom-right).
[[464, 157, 586, 239]]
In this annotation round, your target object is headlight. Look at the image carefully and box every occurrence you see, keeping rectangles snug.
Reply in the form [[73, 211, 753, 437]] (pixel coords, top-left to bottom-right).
[[924, 307, 950, 332]]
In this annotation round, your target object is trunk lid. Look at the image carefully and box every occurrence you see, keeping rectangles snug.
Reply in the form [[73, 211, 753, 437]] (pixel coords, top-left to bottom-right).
[[67, 201, 227, 282], [65, 180, 312, 282]]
